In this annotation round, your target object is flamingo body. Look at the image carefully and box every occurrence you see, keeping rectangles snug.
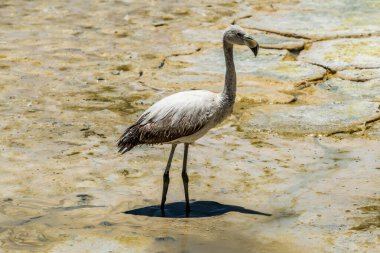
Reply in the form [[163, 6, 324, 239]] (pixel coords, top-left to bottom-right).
[[118, 90, 232, 153], [117, 25, 259, 216]]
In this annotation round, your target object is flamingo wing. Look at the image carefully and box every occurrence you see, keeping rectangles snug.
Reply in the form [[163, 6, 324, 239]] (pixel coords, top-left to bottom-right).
[[117, 90, 220, 153]]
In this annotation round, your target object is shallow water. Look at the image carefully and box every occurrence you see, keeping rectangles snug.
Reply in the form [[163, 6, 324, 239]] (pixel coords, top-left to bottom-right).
[[0, 0, 379, 252]]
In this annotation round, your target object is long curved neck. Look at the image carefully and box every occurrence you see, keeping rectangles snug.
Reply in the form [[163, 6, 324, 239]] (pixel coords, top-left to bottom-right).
[[222, 39, 236, 105]]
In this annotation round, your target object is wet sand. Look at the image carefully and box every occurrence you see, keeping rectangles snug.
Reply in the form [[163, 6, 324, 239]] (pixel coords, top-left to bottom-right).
[[0, 0, 379, 252]]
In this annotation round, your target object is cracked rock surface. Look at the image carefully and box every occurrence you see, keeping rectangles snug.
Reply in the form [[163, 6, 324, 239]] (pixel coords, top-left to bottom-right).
[[240, 0, 380, 40], [0, 0, 379, 253], [299, 37, 380, 70]]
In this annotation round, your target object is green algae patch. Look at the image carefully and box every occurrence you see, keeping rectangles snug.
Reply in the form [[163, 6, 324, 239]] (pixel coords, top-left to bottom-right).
[[116, 235, 152, 247], [350, 216, 380, 231], [66, 151, 80, 156], [114, 31, 129, 38], [358, 205, 380, 213], [62, 89, 154, 115], [119, 169, 129, 177], [84, 93, 114, 103], [351, 204, 380, 231], [0, 64, 10, 69], [100, 85, 117, 93], [115, 64, 133, 71]]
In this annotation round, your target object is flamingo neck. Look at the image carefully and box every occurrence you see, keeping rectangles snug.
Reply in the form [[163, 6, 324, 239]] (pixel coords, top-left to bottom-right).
[[222, 40, 236, 105]]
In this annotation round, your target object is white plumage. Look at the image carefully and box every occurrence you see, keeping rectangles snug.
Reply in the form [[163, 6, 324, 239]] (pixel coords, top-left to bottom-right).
[[142, 90, 228, 143]]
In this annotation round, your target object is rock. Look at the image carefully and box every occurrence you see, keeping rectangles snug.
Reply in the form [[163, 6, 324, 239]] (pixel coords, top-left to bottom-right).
[[240, 0, 380, 40], [299, 37, 380, 70], [236, 80, 296, 105], [367, 120, 380, 139], [182, 28, 305, 50], [182, 28, 222, 44], [252, 32, 305, 50], [318, 78, 380, 101], [168, 48, 326, 84], [242, 101, 380, 136], [336, 68, 380, 81]]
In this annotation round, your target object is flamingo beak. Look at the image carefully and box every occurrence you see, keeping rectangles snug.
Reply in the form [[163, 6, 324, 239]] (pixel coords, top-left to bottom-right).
[[243, 35, 259, 57], [250, 44, 259, 57]]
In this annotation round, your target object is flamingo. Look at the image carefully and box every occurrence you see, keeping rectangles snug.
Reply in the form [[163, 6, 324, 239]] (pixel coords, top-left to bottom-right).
[[118, 25, 259, 216]]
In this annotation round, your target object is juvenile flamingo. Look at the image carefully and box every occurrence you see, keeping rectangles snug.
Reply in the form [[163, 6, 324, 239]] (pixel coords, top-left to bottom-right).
[[118, 25, 259, 216]]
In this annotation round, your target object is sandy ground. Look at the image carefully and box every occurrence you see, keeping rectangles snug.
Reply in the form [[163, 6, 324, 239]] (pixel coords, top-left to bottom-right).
[[0, 0, 379, 252]]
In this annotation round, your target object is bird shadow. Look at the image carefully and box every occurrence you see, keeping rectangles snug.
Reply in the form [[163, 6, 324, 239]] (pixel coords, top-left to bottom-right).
[[124, 201, 271, 218]]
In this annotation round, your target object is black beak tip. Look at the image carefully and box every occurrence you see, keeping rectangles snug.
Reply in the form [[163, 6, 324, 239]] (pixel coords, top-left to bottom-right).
[[250, 45, 259, 57]]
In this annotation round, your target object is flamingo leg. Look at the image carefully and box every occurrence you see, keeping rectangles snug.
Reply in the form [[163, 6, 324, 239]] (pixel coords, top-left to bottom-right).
[[182, 143, 191, 215], [160, 144, 177, 215]]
